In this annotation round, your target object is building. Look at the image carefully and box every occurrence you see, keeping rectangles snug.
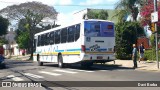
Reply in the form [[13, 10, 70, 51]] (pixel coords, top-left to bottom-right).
[[3, 27, 20, 56]]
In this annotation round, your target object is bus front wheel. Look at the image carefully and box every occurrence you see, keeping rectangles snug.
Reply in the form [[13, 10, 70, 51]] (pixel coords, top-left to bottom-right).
[[58, 54, 64, 68]]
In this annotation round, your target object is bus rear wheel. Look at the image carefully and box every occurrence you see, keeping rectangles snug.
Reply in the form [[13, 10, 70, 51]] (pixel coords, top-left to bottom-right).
[[58, 55, 64, 68]]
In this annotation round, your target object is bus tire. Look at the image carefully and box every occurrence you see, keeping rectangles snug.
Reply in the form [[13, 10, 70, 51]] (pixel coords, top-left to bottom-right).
[[58, 54, 64, 68], [37, 54, 43, 66]]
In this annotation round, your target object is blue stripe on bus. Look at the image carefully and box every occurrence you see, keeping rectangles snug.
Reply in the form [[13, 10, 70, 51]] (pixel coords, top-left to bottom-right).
[[55, 50, 65, 52], [66, 49, 81, 51], [55, 49, 81, 52]]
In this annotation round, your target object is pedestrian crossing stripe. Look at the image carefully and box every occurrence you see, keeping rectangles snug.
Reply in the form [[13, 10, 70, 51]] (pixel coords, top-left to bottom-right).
[[53, 69, 78, 74], [23, 73, 44, 79], [5, 69, 96, 81], [7, 75, 24, 81], [38, 71, 61, 76]]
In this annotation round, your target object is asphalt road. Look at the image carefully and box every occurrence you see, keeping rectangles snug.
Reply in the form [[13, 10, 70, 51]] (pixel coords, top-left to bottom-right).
[[0, 59, 160, 90]]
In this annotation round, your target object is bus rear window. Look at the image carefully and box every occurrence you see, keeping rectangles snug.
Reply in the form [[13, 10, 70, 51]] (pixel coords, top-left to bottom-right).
[[84, 21, 114, 37], [94, 25, 100, 30]]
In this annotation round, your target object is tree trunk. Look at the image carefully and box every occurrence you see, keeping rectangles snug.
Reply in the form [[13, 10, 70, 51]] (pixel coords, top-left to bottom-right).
[[29, 39, 33, 60], [29, 27, 34, 60]]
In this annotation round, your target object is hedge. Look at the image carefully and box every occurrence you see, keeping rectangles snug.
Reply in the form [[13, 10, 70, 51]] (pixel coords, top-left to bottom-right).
[[115, 21, 144, 60], [144, 49, 160, 61]]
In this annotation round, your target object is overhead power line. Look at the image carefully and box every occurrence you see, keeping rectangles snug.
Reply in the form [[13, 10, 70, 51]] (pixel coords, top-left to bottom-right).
[[0, 1, 114, 6]]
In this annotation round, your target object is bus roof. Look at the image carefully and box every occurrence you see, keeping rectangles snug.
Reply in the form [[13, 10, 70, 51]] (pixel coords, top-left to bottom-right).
[[34, 19, 114, 36]]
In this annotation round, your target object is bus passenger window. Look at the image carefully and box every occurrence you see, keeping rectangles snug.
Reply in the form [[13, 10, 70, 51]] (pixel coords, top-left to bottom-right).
[[50, 32, 54, 44], [41, 34, 45, 46], [46, 33, 50, 45], [55, 30, 60, 44], [61, 28, 67, 43], [68, 26, 75, 42], [38, 35, 41, 46], [74, 24, 80, 41], [44, 34, 48, 45]]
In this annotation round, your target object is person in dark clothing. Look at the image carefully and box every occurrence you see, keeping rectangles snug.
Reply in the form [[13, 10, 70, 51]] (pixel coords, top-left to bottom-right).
[[132, 44, 137, 68], [138, 43, 145, 62]]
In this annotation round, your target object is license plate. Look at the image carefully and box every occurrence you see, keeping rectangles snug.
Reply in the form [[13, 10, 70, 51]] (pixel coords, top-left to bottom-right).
[[97, 56, 103, 59]]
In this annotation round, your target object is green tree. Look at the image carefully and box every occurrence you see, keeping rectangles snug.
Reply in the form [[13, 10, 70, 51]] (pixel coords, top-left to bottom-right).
[[98, 10, 109, 20], [0, 2, 58, 60], [17, 31, 29, 49], [86, 9, 108, 20], [115, 22, 144, 59], [0, 1, 57, 21], [114, 0, 146, 23], [0, 16, 9, 36], [15, 19, 29, 50], [0, 38, 8, 46]]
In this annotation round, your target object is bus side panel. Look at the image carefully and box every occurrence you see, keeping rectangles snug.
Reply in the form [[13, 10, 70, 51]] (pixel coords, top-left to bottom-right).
[[62, 38, 81, 63]]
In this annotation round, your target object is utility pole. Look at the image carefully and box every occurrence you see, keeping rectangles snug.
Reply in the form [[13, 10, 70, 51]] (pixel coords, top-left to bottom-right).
[[154, 0, 159, 69]]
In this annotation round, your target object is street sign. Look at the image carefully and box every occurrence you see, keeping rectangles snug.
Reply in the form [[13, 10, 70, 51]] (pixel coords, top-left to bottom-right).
[[151, 23, 155, 32], [151, 11, 158, 23]]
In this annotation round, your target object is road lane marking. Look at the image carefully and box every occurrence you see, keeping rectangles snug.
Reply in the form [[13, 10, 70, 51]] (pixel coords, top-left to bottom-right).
[[53, 69, 78, 74], [67, 69, 95, 72], [7, 75, 23, 81], [39, 71, 61, 76], [23, 73, 44, 79]]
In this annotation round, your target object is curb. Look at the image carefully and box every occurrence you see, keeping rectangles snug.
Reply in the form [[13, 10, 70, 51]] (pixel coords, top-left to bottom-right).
[[135, 68, 160, 72]]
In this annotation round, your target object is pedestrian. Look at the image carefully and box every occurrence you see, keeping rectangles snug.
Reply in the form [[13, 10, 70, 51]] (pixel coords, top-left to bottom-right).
[[132, 44, 137, 68], [138, 43, 145, 63], [22, 49, 25, 56]]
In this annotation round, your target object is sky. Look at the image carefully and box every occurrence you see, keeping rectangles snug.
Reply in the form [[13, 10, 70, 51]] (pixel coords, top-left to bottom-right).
[[0, 0, 119, 25]]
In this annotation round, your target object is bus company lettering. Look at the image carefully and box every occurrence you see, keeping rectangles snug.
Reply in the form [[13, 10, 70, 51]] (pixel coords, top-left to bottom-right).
[[90, 44, 100, 51]]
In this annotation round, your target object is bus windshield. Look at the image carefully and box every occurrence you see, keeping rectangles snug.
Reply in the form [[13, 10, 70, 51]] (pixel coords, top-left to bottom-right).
[[84, 21, 114, 37]]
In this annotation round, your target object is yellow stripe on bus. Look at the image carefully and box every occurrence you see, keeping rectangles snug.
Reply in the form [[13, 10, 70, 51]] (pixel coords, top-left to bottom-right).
[[85, 52, 114, 54], [34, 51, 81, 56]]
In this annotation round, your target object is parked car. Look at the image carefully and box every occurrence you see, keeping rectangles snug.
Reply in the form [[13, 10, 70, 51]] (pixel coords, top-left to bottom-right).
[[0, 55, 6, 69]]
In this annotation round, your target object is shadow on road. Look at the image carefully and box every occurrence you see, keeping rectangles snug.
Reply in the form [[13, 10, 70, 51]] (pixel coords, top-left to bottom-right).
[[4, 59, 33, 69], [42, 63, 134, 71], [4, 59, 134, 71], [91, 64, 134, 71]]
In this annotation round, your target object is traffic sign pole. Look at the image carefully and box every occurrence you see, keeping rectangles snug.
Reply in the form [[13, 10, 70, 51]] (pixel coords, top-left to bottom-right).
[[154, 0, 159, 69]]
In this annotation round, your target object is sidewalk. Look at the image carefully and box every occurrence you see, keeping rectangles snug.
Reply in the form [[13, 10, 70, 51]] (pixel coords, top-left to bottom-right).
[[5, 54, 30, 60], [108, 60, 160, 72]]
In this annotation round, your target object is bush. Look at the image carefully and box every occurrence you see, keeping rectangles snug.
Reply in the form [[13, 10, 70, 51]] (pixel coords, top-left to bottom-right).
[[144, 49, 160, 61], [115, 21, 144, 60]]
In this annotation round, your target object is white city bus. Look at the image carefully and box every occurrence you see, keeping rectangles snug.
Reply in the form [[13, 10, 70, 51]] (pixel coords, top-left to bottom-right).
[[33, 19, 115, 68]]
